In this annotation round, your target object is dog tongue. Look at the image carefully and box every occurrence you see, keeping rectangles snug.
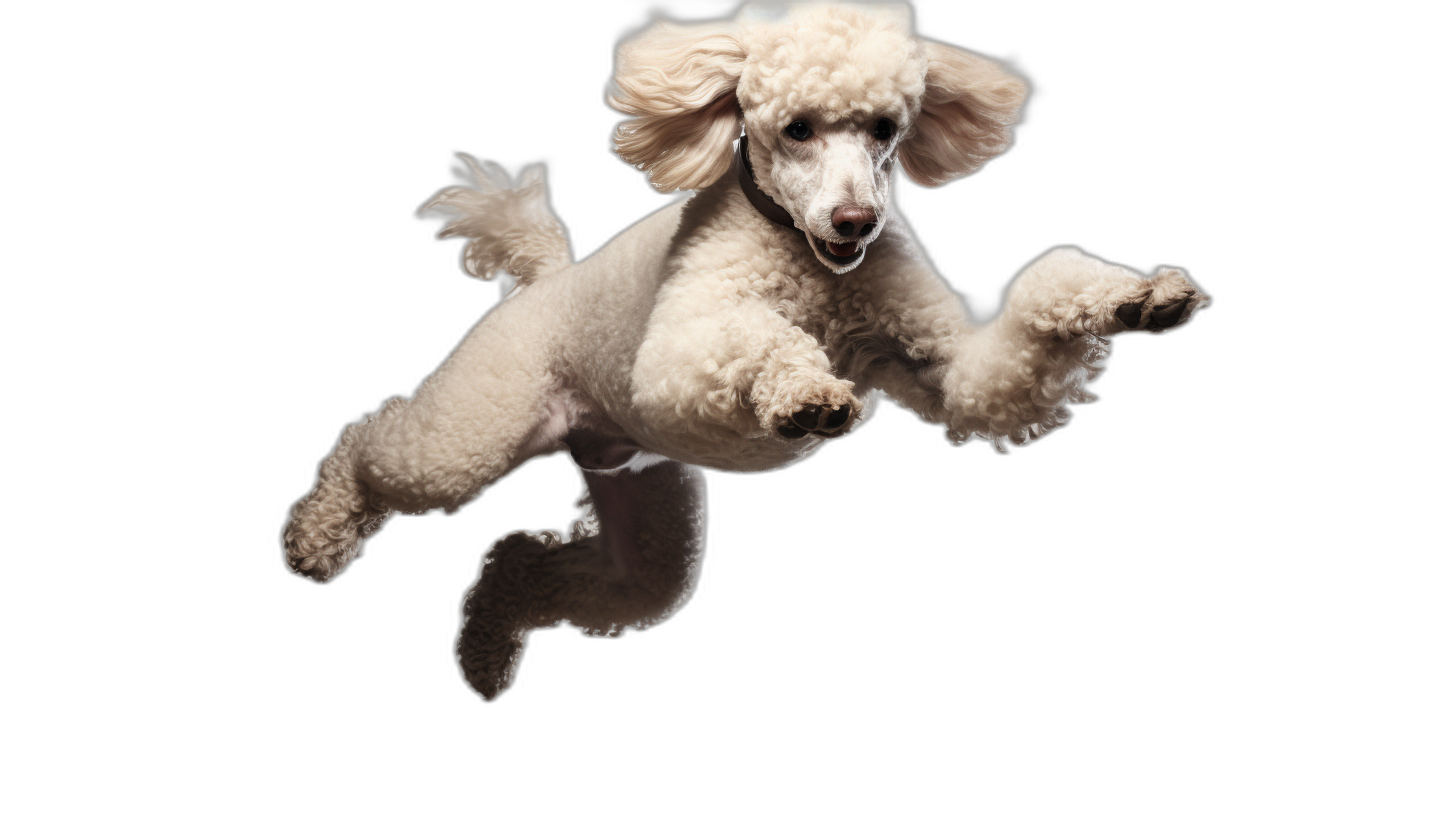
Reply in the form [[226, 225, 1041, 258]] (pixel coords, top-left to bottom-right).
[[827, 240, 858, 257]]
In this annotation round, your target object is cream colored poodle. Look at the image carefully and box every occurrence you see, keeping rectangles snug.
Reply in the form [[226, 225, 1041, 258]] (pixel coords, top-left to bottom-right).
[[284, 3, 1206, 700]]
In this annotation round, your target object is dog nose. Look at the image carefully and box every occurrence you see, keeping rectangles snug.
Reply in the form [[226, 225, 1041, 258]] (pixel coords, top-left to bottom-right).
[[832, 206, 877, 238]]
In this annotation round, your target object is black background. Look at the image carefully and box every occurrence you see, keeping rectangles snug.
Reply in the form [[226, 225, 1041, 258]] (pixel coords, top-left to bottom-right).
[[208, 3, 1298, 751]]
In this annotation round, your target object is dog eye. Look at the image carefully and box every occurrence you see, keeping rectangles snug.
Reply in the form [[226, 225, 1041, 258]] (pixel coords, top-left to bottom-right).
[[784, 120, 813, 142], [873, 118, 897, 141]]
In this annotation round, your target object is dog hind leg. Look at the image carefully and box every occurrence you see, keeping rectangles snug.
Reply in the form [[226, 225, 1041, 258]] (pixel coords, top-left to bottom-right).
[[457, 458, 706, 700], [284, 297, 561, 581]]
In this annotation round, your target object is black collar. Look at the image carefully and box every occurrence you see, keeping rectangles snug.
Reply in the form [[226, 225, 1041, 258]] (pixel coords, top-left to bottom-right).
[[736, 136, 798, 231]]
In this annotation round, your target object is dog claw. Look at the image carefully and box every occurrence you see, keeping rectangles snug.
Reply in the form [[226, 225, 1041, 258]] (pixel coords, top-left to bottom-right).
[[1151, 299, 1188, 328]]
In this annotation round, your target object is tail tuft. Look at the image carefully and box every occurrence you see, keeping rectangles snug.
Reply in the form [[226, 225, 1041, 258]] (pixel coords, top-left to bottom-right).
[[419, 154, 571, 285]]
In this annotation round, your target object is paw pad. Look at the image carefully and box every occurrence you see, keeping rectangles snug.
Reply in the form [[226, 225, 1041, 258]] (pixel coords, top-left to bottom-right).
[[1111, 268, 1205, 334], [1115, 299, 1146, 329], [1150, 298, 1189, 330], [777, 403, 853, 439]]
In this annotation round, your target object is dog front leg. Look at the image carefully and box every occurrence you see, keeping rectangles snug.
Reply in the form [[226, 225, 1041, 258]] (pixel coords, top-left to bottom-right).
[[634, 300, 862, 440], [863, 246, 1206, 447], [936, 247, 1207, 446]]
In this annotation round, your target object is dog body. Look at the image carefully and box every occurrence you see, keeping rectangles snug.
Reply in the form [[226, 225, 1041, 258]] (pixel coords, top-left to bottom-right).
[[284, 5, 1205, 699]]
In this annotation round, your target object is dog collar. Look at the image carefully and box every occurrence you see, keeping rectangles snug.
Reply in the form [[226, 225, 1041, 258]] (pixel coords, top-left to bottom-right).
[[736, 136, 798, 231]]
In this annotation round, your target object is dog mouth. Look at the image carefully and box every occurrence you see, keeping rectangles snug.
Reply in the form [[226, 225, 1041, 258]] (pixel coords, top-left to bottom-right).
[[809, 234, 864, 267]]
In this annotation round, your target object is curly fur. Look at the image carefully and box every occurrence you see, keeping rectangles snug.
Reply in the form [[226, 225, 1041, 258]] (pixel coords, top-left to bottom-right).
[[418, 156, 570, 284], [284, 2, 1208, 700], [899, 40, 1026, 185], [458, 463, 704, 699], [609, 21, 747, 192]]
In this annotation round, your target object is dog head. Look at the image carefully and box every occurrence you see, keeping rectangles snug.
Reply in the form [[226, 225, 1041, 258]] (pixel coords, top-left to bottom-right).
[[609, 4, 1026, 273]]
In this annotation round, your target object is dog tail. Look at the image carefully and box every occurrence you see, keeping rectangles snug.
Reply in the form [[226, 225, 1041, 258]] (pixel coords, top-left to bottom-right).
[[419, 154, 571, 285]]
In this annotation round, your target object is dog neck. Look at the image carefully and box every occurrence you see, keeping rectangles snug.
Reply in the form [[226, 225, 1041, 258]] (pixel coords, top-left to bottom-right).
[[736, 136, 797, 231]]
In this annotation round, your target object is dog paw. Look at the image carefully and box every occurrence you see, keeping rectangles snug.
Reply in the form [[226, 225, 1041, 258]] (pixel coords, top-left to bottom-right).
[[767, 381, 861, 440], [753, 370, 861, 441], [776, 402, 855, 439], [459, 631, 525, 702], [283, 497, 390, 582], [457, 532, 548, 701], [1112, 268, 1207, 333]]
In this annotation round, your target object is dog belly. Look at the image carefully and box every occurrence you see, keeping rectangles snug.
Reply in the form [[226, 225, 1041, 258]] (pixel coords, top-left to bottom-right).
[[651, 440, 820, 473], [616, 411, 829, 473]]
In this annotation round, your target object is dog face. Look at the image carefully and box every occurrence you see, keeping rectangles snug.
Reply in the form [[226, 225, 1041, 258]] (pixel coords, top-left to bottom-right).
[[735, 7, 924, 272], [611, 4, 1026, 274], [748, 113, 901, 272]]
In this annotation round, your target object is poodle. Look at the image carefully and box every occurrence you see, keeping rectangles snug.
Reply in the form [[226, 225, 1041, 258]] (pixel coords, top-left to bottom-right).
[[284, 3, 1207, 700]]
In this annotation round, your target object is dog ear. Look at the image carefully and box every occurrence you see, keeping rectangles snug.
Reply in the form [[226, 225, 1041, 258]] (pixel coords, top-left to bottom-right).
[[899, 41, 1027, 187], [609, 21, 745, 192]]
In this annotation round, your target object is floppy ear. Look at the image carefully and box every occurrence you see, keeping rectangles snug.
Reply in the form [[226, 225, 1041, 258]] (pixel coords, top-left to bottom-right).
[[899, 41, 1027, 187], [609, 21, 745, 192]]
